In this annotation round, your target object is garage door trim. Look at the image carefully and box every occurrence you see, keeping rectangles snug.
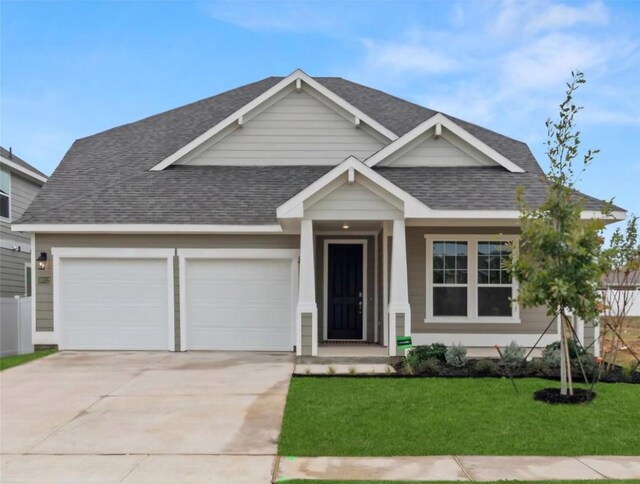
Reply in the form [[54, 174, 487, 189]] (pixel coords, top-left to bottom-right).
[[177, 248, 299, 352], [52, 247, 176, 351]]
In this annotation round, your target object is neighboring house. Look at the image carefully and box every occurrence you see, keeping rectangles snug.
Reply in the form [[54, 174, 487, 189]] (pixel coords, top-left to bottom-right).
[[13, 70, 625, 356], [1, 147, 48, 298], [602, 270, 640, 317]]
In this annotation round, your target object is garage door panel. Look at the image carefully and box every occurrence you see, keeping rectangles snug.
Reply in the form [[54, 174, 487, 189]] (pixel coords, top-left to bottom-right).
[[185, 258, 294, 351], [59, 258, 170, 351]]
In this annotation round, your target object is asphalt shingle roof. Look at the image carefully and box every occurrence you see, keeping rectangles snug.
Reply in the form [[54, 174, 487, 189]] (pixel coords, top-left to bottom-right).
[[16, 76, 614, 225], [0, 146, 48, 179]]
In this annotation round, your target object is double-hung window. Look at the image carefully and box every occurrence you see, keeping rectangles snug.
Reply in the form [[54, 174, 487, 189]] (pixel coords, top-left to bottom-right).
[[0, 168, 10, 221], [426, 235, 519, 323]]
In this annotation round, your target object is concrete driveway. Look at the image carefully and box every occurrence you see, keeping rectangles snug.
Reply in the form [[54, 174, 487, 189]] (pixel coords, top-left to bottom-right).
[[1, 351, 294, 483]]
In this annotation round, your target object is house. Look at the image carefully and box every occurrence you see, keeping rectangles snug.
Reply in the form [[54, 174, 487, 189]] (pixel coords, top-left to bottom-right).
[[1, 147, 48, 298], [12, 70, 624, 357], [602, 270, 640, 317]]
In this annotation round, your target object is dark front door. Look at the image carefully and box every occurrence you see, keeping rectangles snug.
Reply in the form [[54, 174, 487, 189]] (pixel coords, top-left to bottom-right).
[[327, 243, 363, 340]]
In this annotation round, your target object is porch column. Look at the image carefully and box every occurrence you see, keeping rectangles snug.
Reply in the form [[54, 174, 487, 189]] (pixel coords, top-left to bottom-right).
[[388, 219, 411, 357], [297, 220, 317, 356]]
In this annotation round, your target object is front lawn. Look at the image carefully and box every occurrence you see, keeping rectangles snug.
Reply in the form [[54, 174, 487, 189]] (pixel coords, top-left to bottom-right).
[[0, 349, 57, 371], [279, 377, 640, 456]]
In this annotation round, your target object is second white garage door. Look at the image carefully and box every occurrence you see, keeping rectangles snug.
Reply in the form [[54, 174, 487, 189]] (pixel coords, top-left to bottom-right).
[[181, 251, 297, 351]]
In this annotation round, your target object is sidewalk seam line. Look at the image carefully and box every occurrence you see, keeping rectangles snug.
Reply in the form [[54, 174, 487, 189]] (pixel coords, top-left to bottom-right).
[[271, 455, 281, 484], [575, 457, 610, 479], [453, 455, 473, 481]]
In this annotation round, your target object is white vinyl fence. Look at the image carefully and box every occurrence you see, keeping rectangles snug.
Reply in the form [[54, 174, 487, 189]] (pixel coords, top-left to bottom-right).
[[1, 296, 33, 356]]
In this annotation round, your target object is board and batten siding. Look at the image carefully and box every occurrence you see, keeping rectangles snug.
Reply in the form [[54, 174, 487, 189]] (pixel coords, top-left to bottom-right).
[[379, 131, 495, 167], [182, 88, 385, 166], [1, 173, 42, 297], [33, 234, 300, 341], [305, 180, 403, 221], [406, 227, 556, 337]]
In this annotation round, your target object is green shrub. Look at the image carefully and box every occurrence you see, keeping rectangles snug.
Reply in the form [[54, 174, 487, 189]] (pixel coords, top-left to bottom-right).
[[402, 358, 415, 375], [500, 341, 525, 370], [415, 358, 441, 375], [529, 357, 547, 374], [543, 339, 586, 359], [475, 359, 499, 375], [407, 343, 447, 366], [542, 345, 562, 368], [622, 362, 638, 381], [445, 343, 467, 368]]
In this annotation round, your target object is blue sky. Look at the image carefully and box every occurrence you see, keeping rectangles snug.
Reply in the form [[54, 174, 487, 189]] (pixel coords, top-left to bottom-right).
[[1, 0, 639, 229]]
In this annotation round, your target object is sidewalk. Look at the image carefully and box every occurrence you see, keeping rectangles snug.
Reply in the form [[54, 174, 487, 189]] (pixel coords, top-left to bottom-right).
[[275, 455, 640, 481]]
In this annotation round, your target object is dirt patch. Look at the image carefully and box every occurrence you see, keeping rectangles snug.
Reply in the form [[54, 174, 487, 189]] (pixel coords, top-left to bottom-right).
[[601, 316, 640, 367]]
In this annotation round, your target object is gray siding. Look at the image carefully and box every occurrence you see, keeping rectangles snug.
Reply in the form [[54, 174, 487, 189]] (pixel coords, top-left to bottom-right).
[[315, 235, 376, 343], [1, 173, 42, 297], [185, 88, 385, 166], [305, 181, 402, 220], [34, 234, 299, 333], [406, 226, 556, 335]]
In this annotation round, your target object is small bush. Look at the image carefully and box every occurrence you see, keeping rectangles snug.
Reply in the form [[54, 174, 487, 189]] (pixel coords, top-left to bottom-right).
[[402, 358, 415, 375], [475, 359, 499, 375], [327, 365, 336, 375], [500, 341, 525, 370], [407, 343, 447, 366], [415, 358, 441, 375], [544, 339, 586, 359], [622, 362, 638, 381], [348, 366, 357, 375], [542, 345, 562, 368], [445, 343, 467, 368], [529, 357, 547, 374]]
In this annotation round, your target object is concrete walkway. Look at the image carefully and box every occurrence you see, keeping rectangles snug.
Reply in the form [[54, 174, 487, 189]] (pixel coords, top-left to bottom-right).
[[276, 455, 640, 481], [1, 351, 294, 483]]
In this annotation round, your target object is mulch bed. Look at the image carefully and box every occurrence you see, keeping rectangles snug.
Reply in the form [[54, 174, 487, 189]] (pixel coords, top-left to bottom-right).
[[533, 387, 596, 404]]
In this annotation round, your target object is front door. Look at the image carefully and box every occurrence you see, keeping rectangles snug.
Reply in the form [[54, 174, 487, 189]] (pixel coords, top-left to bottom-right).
[[327, 243, 363, 340]]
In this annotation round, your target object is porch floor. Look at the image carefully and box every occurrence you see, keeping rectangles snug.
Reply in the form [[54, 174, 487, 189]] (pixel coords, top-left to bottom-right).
[[317, 343, 388, 357]]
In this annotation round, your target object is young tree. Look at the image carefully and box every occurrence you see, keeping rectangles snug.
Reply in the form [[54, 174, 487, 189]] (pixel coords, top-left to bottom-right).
[[508, 71, 612, 396], [601, 216, 640, 369]]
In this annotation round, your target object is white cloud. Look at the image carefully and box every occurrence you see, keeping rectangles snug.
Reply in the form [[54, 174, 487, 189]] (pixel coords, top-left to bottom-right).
[[362, 39, 458, 75]]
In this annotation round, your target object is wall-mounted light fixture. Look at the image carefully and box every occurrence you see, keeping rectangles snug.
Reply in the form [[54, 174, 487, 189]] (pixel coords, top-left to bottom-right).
[[342, 223, 350, 230], [36, 252, 47, 270]]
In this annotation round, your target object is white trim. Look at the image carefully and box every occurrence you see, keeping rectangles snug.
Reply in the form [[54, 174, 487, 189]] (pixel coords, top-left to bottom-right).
[[0, 155, 48, 184], [315, 230, 380, 236], [33, 331, 57, 345], [30, 233, 36, 343], [382, 223, 390, 346], [411, 332, 558, 347], [424, 234, 520, 324], [177, 248, 300, 352], [13, 224, 284, 234], [149, 69, 397, 171], [322, 239, 368, 342], [364, 113, 525, 173], [52, 247, 176, 351], [277, 156, 429, 219], [374, 232, 379, 344]]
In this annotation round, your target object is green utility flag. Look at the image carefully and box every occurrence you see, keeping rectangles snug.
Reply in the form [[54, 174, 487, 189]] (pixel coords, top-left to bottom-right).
[[396, 336, 413, 350]]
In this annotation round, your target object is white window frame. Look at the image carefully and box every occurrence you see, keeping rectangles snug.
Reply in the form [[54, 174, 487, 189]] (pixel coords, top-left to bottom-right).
[[0, 167, 11, 222], [425, 234, 520, 324]]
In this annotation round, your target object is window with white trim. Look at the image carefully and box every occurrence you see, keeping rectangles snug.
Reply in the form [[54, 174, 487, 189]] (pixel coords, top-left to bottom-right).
[[426, 235, 519, 323], [0, 168, 10, 220]]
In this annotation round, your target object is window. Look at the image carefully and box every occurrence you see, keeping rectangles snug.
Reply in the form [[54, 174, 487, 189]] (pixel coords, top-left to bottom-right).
[[426, 235, 518, 323], [477, 241, 513, 317], [0, 168, 9, 220], [25, 264, 32, 296], [432, 241, 468, 316]]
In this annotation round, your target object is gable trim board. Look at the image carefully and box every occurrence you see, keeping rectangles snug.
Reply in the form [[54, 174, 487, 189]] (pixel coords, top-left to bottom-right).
[[150, 69, 397, 171], [0, 155, 48, 185], [52, 247, 176, 351], [365, 113, 526, 173]]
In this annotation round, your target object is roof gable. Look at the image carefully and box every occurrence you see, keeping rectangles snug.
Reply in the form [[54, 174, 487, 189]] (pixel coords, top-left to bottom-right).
[[178, 87, 385, 166], [365, 113, 525, 173], [150, 69, 397, 171]]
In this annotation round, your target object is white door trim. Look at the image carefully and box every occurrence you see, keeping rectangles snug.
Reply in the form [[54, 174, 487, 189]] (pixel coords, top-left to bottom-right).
[[323, 239, 368, 342], [52, 247, 176, 351], [177, 248, 299, 352]]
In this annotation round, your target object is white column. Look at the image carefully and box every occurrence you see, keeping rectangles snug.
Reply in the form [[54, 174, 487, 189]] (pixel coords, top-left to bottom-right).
[[297, 220, 318, 356], [388, 219, 411, 357]]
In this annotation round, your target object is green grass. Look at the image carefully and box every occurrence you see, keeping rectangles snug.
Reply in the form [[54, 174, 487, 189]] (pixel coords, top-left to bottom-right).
[[0, 349, 57, 371], [279, 377, 640, 456]]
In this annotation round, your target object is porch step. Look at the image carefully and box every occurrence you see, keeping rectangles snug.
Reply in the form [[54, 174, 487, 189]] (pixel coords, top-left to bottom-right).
[[296, 355, 402, 365]]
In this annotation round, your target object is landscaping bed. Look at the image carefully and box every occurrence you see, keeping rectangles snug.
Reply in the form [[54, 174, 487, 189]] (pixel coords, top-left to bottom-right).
[[279, 377, 640, 456]]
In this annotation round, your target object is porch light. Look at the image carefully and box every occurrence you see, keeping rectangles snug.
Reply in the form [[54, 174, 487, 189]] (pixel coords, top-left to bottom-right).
[[36, 252, 47, 270], [342, 223, 350, 230]]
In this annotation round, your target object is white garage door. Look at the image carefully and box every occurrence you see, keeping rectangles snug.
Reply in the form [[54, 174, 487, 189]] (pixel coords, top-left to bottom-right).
[[57, 253, 173, 350], [184, 256, 295, 351]]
